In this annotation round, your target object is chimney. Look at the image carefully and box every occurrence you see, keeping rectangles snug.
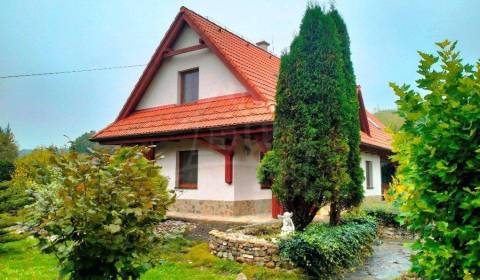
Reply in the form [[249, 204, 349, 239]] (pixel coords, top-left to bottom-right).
[[256, 40, 270, 51]]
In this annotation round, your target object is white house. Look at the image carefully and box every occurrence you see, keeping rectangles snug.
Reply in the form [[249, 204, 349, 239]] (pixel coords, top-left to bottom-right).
[[92, 7, 392, 219]]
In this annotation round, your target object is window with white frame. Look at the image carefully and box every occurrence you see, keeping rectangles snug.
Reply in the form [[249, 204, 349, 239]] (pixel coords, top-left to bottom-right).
[[365, 160, 373, 189]]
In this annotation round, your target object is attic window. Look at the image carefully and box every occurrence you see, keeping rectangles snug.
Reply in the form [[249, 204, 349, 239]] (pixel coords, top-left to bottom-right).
[[180, 68, 199, 104]]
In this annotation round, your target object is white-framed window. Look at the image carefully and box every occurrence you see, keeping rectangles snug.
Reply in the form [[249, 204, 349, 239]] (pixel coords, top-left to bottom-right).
[[365, 160, 373, 189], [177, 150, 198, 189]]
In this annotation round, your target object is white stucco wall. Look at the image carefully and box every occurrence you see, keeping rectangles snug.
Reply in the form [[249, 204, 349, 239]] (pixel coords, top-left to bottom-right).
[[155, 141, 383, 202], [156, 142, 383, 200], [233, 138, 272, 201], [360, 152, 382, 196], [155, 138, 271, 202], [136, 27, 246, 110], [172, 25, 200, 50], [155, 139, 235, 201]]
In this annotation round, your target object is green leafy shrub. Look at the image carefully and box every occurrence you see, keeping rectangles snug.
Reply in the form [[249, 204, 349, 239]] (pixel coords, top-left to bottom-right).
[[0, 149, 55, 243], [29, 147, 175, 279], [362, 203, 400, 227], [0, 210, 28, 243], [256, 150, 279, 188], [279, 216, 377, 278], [2, 148, 58, 211], [10, 147, 58, 190], [391, 41, 480, 279]]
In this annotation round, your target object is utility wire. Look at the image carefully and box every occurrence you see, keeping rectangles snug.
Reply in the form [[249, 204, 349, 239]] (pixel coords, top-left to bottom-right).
[[0, 64, 147, 79]]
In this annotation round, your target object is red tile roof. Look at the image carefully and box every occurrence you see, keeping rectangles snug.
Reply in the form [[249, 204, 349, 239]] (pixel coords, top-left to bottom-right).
[[183, 8, 280, 102], [361, 112, 392, 150], [93, 7, 391, 151], [95, 93, 273, 139]]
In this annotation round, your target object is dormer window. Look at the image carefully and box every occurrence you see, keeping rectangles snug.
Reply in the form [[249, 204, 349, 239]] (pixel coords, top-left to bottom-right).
[[180, 68, 199, 104]]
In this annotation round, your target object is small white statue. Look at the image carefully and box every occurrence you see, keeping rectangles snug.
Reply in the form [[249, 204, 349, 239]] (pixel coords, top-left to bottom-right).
[[278, 212, 295, 237]]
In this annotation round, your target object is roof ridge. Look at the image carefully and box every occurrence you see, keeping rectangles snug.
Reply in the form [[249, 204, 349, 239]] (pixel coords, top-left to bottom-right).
[[180, 6, 280, 59]]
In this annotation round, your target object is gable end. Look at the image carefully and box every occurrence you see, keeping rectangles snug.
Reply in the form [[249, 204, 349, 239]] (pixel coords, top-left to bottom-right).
[[116, 7, 265, 121]]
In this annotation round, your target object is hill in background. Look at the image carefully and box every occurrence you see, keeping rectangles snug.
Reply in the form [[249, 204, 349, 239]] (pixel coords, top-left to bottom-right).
[[374, 109, 404, 132]]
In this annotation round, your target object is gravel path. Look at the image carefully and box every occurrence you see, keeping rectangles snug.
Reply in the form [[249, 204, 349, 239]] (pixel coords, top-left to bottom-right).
[[183, 221, 240, 241], [345, 239, 412, 280]]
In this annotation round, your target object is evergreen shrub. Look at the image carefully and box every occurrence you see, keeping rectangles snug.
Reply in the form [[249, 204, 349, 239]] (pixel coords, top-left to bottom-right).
[[279, 216, 377, 278]]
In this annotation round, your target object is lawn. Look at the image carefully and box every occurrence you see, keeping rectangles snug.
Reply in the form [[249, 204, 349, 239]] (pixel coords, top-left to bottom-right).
[[0, 237, 303, 280], [0, 238, 58, 280]]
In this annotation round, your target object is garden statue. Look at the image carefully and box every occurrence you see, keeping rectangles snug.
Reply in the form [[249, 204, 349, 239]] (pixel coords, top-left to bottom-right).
[[279, 212, 295, 237]]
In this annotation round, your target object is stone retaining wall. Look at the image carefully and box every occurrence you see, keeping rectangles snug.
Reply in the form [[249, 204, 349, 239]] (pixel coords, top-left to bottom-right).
[[208, 229, 290, 269], [171, 199, 271, 216]]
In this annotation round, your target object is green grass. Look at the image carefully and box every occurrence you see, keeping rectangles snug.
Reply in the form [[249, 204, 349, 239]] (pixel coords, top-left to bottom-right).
[[142, 262, 233, 280], [0, 238, 58, 280], [0, 236, 304, 280]]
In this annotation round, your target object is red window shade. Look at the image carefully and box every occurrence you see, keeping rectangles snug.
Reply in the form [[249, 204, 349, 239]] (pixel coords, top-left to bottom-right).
[[178, 150, 198, 189]]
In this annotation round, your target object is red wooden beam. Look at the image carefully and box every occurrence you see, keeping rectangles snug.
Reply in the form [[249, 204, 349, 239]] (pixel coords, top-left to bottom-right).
[[140, 143, 156, 160], [360, 143, 392, 157], [197, 135, 241, 185], [198, 138, 228, 155], [163, 44, 207, 57], [225, 152, 233, 184], [224, 135, 240, 184], [357, 86, 371, 136], [226, 135, 241, 153], [145, 146, 155, 160], [97, 126, 273, 145]]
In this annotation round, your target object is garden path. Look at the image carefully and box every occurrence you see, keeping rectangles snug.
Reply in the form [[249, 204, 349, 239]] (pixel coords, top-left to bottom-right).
[[345, 239, 412, 280]]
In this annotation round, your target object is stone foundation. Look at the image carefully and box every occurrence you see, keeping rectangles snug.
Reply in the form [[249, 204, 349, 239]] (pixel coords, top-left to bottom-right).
[[232, 199, 271, 216], [208, 229, 290, 268], [363, 195, 384, 203], [170, 199, 271, 216]]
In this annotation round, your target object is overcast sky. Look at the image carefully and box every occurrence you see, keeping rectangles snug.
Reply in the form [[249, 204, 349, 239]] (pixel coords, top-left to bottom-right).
[[1, 0, 479, 149]]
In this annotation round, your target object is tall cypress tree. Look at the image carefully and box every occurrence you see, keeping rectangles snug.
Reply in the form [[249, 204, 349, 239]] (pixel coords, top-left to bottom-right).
[[271, 4, 351, 230], [328, 9, 364, 225]]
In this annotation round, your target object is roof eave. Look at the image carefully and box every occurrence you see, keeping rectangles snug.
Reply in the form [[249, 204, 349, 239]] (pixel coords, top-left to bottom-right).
[[91, 122, 274, 144]]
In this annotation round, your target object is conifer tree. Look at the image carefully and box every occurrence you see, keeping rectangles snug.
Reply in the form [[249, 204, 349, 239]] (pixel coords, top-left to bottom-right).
[[328, 8, 364, 225], [0, 125, 18, 162], [270, 4, 350, 230]]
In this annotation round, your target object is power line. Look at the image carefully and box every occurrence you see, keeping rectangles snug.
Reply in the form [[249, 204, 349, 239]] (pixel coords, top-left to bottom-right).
[[0, 64, 147, 79]]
